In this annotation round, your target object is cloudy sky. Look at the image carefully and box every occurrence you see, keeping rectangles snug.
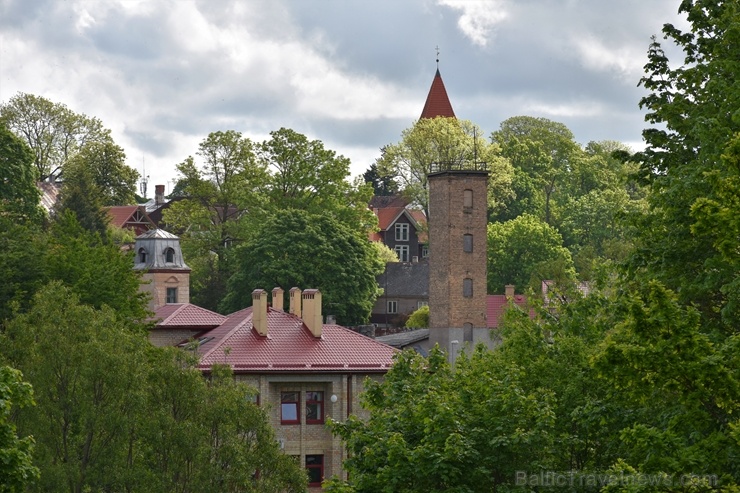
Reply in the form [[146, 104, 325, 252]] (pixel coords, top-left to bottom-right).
[[1, 0, 687, 196]]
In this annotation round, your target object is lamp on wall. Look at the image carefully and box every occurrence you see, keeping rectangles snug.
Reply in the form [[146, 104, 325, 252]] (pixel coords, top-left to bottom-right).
[[330, 394, 338, 403]]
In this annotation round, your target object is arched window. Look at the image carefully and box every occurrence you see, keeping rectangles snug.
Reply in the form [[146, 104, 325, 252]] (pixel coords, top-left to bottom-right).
[[165, 248, 175, 263], [138, 248, 147, 263]]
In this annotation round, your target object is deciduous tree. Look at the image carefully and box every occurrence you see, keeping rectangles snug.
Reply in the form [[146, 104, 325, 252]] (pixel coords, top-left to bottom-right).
[[222, 209, 384, 326], [0, 122, 42, 223]]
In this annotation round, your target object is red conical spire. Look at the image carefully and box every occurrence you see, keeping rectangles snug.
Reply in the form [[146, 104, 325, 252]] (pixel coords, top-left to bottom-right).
[[420, 68, 456, 119]]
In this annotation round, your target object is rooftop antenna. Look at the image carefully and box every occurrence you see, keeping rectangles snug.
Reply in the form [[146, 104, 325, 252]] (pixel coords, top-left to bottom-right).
[[139, 156, 149, 198]]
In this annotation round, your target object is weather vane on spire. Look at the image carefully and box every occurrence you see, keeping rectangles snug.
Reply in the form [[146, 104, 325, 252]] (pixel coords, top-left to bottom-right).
[[436, 45, 440, 68]]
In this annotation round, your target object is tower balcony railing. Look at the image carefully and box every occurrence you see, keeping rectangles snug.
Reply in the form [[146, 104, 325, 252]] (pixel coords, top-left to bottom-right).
[[428, 161, 489, 174]]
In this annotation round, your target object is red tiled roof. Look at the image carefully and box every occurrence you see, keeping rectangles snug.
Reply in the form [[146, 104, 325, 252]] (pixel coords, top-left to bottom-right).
[[196, 307, 398, 373], [152, 303, 227, 328], [420, 68, 455, 119], [107, 205, 156, 235], [487, 294, 531, 328]]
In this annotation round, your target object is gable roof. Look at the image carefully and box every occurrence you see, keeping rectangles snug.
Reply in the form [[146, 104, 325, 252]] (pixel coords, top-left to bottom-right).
[[107, 205, 156, 235], [152, 303, 227, 329], [193, 306, 398, 373], [420, 68, 456, 119], [487, 294, 532, 328]]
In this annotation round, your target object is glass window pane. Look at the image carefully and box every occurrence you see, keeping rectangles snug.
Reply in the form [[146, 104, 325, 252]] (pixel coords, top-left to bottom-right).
[[281, 403, 298, 421]]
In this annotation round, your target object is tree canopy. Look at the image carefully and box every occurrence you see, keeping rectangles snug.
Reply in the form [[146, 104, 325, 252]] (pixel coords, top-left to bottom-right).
[[0, 93, 111, 182], [0, 122, 42, 223], [222, 209, 384, 325]]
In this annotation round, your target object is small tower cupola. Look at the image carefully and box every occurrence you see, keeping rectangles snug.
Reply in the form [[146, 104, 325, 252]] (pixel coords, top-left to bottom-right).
[[133, 229, 191, 309]]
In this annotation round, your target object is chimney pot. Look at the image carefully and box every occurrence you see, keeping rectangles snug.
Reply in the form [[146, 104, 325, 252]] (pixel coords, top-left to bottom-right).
[[155, 184, 165, 205], [302, 289, 322, 338], [289, 287, 302, 318], [272, 287, 284, 311], [252, 289, 268, 336], [505, 284, 515, 300]]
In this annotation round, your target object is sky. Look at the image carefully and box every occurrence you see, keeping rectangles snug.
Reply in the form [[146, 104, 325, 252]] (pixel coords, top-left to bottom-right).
[[0, 0, 688, 197]]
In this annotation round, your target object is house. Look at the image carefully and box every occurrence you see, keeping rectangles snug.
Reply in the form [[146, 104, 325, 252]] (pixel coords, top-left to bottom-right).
[[134, 230, 397, 489], [107, 205, 156, 235], [369, 197, 427, 262], [372, 261, 429, 327]]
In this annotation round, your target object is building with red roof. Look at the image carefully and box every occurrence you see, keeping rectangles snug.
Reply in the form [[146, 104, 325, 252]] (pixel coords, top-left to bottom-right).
[[107, 205, 156, 236], [147, 268, 398, 488]]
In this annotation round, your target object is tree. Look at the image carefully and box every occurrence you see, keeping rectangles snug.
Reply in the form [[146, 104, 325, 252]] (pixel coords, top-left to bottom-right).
[[404, 304, 428, 328], [326, 347, 554, 492], [64, 141, 138, 206], [222, 209, 384, 326], [0, 366, 39, 493], [376, 117, 513, 219], [371, 241, 398, 263], [0, 93, 110, 181], [2, 283, 306, 493], [487, 213, 576, 294], [164, 131, 269, 311], [0, 121, 42, 223], [490, 116, 582, 225], [259, 128, 375, 230], [362, 163, 398, 196], [631, 0, 740, 331], [591, 281, 740, 486]]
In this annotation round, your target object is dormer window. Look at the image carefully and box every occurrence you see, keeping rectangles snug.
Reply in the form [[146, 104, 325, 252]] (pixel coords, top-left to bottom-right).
[[164, 247, 175, 263], [138, 248, 147, 263]]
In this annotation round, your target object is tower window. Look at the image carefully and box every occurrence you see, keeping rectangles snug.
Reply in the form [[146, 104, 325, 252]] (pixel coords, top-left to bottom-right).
[[463, 234, 473, 253], [166, 287, 178, 304], [463, 278, 473, 298], [463, 189, 473, 209], [164, 247, 175, 263], [138, 248, 147, 263], [395, 223, 409, 241]]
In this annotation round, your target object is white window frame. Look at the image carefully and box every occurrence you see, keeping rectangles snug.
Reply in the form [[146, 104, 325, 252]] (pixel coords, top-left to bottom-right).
[[395, 244, 409, 262], [395, 223, 409, 242]]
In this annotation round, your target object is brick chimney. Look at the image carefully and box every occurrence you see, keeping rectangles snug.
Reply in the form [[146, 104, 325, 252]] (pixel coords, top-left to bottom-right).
[[289, 287, 302, 318], [505, 284, 515, 300], [252, 289, 268, 336], [272, 287, 284, 311], [302, 289, 322, 338], [155, 184, 165, 205]]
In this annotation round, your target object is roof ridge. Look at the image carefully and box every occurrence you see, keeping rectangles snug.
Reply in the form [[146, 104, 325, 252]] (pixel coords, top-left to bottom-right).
[[198, 306, 254, 361]]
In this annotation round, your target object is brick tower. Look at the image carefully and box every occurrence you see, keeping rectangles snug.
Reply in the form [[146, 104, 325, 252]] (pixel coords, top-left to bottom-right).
[[427, 164, 489, 356], [133, 228, 191, 310], [421, 63, 490, 358]]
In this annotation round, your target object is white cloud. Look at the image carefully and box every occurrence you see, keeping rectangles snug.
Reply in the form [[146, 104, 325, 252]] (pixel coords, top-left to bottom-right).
[[437, 0, 508, 47], [570, 34, 645, 80]]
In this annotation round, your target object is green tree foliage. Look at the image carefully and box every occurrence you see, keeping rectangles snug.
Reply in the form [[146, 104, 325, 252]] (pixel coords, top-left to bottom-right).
[[487, 213, 576, 294], [259, 127, 376, 230], [0, 93, 111, 181], [0, 218, 47, 325], [164, 130, 269, 311], [592, 282, 740, 488], [491, 116, 580, 225], [631, 0, 740, 330], [0, 366, 39, 493], [327, 348, 554, 492], [363, 162, 399, 196], [222, 209, 384, 325], [63, 141, 139, 206], [54, 164, 111, 238], [0, 122, 43, 223], [376, 117, 513, 218], [371, 240, 398, 263], [1, 283, 306, 493], [404, 304, 428, 328]]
